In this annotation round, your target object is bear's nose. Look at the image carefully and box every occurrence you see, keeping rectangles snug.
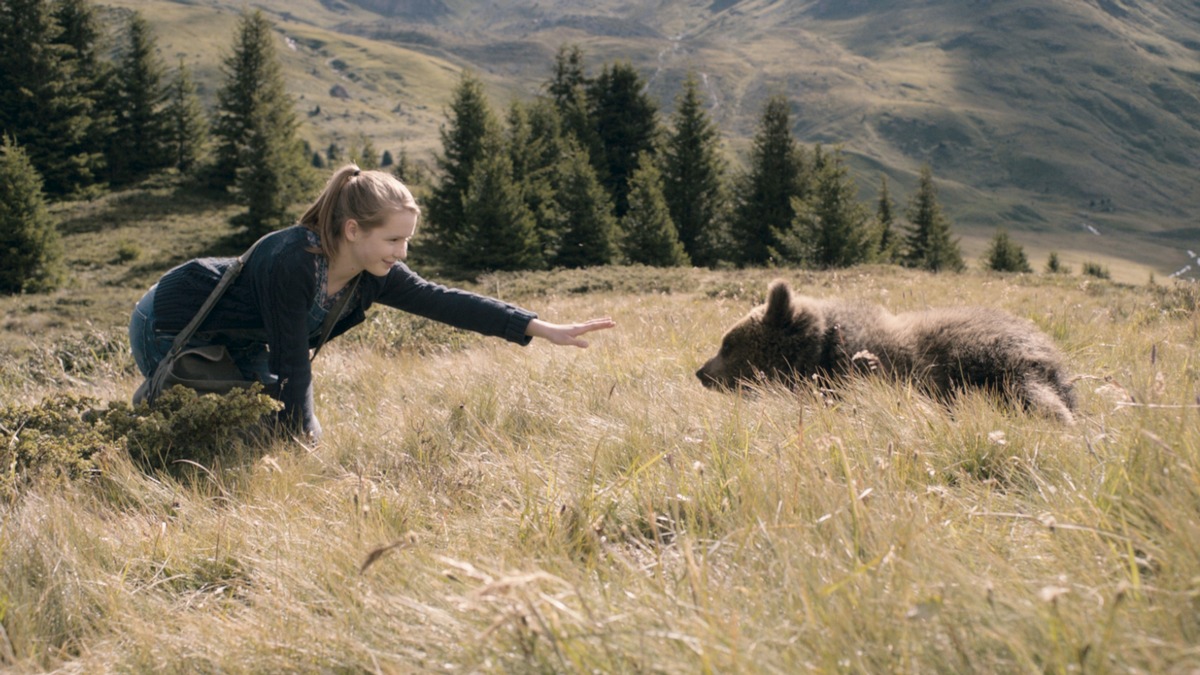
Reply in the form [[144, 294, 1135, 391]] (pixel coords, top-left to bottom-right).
[[696, 368, 717, 388]]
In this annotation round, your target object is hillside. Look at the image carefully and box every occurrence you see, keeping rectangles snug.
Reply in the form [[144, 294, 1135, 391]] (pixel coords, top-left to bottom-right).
[[101, 0, 1200, 280]]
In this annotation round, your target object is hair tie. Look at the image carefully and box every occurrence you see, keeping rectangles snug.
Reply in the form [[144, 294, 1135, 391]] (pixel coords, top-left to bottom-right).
[[352, 168, 361, 177]]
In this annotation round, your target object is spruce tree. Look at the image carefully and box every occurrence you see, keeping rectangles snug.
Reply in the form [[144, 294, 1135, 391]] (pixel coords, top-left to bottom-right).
[[109, 11, 170, 184], [621, 152, 689, 267], [52, 0, 111, 191], [357, 136, 379, 169], [776, 146, 874, 269], [875, 174, 900, 263], [0, 136, 66, 293], [509, 98, 572, 262], [587, 61, 660, 219], [729, 94, 807, 266], [163, 59, 207, 173], [1045, 251, 1070, 274], [215, 11, 308, 236], [457, 138, 542, 272], [662, 72, 726, 267], [983, 227, 1032, 273], [902, 165, 964, 272], [212, 10, 303, 193], [425, 71, 495, 264], [546, 44, 597, 155], [551, 141, 617, 269], [0, 0, 103, 197]]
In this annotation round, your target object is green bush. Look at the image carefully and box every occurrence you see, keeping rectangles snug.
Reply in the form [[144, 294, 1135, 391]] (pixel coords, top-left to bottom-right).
[[0, 394, 118, 502], [0, 386, 282, 502], [105, 384, 282, 471]]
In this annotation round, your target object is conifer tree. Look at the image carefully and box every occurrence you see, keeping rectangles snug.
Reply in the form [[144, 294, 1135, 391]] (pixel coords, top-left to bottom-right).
[[357, 136, 379, 169], [983, 227, 1032, 273], [551, 141, 617, 269], [426, 71, 495, 265], [1045, 251, 1070, 274], [109, 11, 170, 184], [456, 138, 542, 272], [621, 152, 689, 267], [211, 10, 303, 193], [587, 61, 660, 219], [381, 150, 394, 167], [662, 72, 726, 267], [215, 11, 308, 236], [508, 98, 571, 262], [52, 0, 111, 191], [875, 174, 901, 263], [902, 165, 964, 272], [729, 94, 807, 266], [546, 44, 597, 155], [0, 0, 103, 196], [0, 136, 66, 293], [163, 59, 207, 173], [775, 146, 874, 268]]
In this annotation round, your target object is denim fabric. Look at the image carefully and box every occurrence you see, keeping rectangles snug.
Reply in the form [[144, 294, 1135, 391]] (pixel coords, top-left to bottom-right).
[[129, 284, 275, 384]]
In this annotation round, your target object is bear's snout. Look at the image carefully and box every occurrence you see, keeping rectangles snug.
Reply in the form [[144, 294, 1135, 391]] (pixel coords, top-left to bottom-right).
[[696, 358, 727, 390]]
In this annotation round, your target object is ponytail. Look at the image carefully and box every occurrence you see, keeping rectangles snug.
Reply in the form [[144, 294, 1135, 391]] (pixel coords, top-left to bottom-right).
[[299, 164, 420, 260]]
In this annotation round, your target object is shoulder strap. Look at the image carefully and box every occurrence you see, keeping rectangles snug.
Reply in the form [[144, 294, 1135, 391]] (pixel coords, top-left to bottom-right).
[[162, 232, 274, 361], [310, 274, 359, 361]]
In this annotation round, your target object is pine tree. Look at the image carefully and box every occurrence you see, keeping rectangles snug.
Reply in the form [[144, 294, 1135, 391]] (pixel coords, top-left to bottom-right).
[[426, 71, 496, 264], [729, 94, 807, 266], [163, 59, 207, 173], [0, 0, 103, 197], [0, 136, 66, 293], [357, 136, 379, 169], [215, 11, 309, 236], [211, 10, 303, 193], [621, 152, 689, 267], [1045, 251, 1070, 274], [875, 174, 901, 263], [381, 150, 394, 167], [587, 61, 661, 219], [52, 0, 111, 192], [546, 44, 596, 154], [109, 11, 170, 184], [902, 165, 964, 272], [551, 141, 617, 269], [662, 72, 726, 267], [983, 227, 1032, 273], [508, 98, 571, 262], [775, 146, 874, 268], [456, 138, 542, 272]]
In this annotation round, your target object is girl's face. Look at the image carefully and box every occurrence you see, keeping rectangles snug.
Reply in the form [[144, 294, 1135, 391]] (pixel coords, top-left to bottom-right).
[[345, 211, 418, 277]]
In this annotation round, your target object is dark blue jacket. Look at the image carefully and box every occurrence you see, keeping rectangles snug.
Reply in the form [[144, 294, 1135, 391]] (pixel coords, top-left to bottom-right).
[[153, 225, 536, 435]]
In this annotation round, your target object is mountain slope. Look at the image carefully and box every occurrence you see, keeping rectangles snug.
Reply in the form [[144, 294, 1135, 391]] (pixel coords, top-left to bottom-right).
[[109, 0, 1200, 278]]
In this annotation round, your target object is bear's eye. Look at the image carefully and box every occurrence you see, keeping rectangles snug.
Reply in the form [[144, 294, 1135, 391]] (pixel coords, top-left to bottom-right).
[[718, 339, 732, 357]]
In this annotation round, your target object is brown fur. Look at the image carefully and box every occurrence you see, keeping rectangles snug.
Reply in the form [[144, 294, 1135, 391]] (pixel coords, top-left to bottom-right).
[[696, 280, 1076, 423]]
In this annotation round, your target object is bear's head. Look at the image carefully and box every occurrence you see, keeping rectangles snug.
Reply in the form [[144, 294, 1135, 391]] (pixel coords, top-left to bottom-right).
[[696, 279, 823, 390]]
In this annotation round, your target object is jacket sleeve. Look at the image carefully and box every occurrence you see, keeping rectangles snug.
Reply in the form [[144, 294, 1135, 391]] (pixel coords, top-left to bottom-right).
[[256, 249, 320, 436], [374, 264, 536, 345]]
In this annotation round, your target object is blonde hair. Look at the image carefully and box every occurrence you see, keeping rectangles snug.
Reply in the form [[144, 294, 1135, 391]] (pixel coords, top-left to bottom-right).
[[298, 164, 421, 260]]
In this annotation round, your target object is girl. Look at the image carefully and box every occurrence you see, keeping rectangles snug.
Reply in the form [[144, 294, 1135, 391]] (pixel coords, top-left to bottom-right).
[[130, 165, 615, 441]]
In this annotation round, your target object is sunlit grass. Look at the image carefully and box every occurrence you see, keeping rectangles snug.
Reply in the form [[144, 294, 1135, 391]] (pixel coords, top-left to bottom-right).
[[3, 261, 1200, 671]]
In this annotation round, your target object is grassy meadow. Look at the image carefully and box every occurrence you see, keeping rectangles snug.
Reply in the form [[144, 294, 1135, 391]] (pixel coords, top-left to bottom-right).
[[2, 177, 1200, 672]]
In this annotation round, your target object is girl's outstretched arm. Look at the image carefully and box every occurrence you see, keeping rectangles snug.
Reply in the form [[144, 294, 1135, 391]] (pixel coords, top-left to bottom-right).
[[525, 317, 616, 348]]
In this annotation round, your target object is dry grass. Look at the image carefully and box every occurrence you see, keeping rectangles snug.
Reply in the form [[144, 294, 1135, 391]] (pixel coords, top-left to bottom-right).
[[2, 265, 1199, 672]]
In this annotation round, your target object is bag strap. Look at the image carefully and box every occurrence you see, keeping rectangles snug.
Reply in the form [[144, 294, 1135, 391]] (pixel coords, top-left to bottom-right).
[[162, 232, 273, 362], [310, 274, 359, 361]]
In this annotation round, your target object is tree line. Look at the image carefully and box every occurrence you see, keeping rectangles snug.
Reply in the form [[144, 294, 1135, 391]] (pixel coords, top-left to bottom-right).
[[420, 46, 972, 275], [1, 4, 1046, 295]]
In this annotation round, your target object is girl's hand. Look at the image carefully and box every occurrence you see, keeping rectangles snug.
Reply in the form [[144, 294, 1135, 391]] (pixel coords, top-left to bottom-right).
[[526, 317, 616, 348]]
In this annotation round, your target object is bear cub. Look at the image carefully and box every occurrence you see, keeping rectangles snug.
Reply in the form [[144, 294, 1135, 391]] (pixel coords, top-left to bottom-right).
[[696, 279, 1076, 423]]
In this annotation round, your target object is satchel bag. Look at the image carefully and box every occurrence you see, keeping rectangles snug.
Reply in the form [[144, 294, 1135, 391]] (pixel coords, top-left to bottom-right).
[[133, 233, 358, 406]]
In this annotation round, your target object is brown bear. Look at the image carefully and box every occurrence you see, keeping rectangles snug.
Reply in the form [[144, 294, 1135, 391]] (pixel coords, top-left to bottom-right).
[[696, 279, 1076, 423]]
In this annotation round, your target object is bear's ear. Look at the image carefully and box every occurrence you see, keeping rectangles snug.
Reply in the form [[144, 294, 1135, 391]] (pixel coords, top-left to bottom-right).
[[764, 279, 794, 329]]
